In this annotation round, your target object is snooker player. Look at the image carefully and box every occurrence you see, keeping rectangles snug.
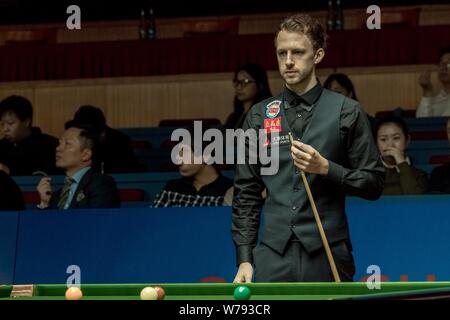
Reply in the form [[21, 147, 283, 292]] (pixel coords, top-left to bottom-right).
[[231, 13, 385, 282]]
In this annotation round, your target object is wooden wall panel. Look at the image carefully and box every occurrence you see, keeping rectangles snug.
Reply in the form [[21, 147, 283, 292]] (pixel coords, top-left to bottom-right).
[[420, 5, 450, 25], [178, 79, 234, 122], [337, 65, 439, 116], [0, 65, 443, 138], [33, 85, 107, 137], [0, 88, 35, 102], [106, 81, 181, 128]]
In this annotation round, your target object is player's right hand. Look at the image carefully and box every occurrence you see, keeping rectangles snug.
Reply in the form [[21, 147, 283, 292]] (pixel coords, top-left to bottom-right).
[[233, 262, 253, 283], [418, 70, 433, 95], [37, 177, 52, 207]]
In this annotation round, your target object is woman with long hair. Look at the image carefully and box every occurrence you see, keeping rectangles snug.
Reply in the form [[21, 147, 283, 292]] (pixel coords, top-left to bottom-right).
[[224, 63, 272, 129]]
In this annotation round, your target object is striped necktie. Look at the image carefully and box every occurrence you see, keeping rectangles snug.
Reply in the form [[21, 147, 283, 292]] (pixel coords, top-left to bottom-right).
[[57, 177, 75, 209]]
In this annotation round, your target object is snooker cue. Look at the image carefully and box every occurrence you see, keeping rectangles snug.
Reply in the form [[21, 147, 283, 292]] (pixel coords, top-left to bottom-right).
[[288, 132, 341, 283]]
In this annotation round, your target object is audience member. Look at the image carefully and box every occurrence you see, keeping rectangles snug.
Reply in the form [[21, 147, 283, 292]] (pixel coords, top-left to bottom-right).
[[36, 121, 120, 209], [323, 73, 358, 100], [0, 95, 59, 176], [324, 73, 376, 131], [71, 105, 142, 173], [429, 117, 450, 193], [224, 64, 272, 129], [416, 47, 450, 117], [0, 169, 25, 211], [376, 116, 429, 195], [152, 140, 233, 207]]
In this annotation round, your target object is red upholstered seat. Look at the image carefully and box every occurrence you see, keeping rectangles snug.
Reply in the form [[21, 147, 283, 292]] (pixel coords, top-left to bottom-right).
[[429, 154, 450, 165], [375, 109, 416, 119], [23, 189, 146, 204], [23, 191, 40, 205], [160, 138, 179, 150], [159, 163, 179, 172], [410, 131, 448, 140], [118, 189, 145, 202], [131, 140, 152, 150]]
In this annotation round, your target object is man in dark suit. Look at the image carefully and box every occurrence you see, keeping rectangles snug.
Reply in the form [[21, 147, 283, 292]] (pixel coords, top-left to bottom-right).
[[36, 121, 120, 209], [232, 14, 384, 283]]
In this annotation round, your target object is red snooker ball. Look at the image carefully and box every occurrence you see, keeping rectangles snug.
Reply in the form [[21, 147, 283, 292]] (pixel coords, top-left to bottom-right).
[[154, 286, 165, 300]]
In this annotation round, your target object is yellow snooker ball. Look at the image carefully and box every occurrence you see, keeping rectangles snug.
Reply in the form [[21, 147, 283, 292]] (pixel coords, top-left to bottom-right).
[[140, 287, 158, 300]]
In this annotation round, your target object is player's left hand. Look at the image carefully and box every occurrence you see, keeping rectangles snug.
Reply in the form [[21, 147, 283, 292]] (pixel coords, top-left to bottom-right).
[[291, 140, 329, 175]]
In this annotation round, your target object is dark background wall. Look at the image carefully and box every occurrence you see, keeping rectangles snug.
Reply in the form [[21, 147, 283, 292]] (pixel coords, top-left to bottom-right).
[[0, 0, 449, 25]]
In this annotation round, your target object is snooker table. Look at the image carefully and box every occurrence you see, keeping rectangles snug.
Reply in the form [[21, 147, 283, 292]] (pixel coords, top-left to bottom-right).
[[1, 282, 450, 300]]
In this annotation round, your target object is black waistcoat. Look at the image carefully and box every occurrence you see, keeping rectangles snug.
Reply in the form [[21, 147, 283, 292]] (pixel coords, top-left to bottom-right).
[[258, 88, 349, 255]]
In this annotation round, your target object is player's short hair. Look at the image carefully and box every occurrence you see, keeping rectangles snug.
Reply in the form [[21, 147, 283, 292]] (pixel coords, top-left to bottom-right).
[[375, 115, 409, 138], [276, 13, 327, 50], [0, 95, 33, 123]]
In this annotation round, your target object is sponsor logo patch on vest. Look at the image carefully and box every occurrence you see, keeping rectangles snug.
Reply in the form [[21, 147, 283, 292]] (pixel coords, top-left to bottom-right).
[[271, 133, 291, 146], [264, 117, 282, 133], [265, 100, 281, 118]]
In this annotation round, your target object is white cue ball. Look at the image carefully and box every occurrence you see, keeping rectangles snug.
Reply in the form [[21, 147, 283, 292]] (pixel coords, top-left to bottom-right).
[[140, 287, 158, 300]]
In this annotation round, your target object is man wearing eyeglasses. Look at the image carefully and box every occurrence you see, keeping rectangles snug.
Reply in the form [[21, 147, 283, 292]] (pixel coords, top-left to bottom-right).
[[416, 47, 450, 117]]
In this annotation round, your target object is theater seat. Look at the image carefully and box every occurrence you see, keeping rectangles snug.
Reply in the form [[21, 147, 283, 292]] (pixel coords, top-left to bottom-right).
[[429, 154, 450, 165], [118, 189, 146, 202], [375, 109, 416, 119], [410, 131, 447, 140], [23, 189, 146, 205], [23, 191, 40, 205], [160, 138, 179, 150], [159, 163, 179, 172], [131, 140, 152, 151]]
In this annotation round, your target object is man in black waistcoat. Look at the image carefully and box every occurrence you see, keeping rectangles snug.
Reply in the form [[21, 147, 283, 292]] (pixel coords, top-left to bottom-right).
[[231, 14, 385, 283]]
